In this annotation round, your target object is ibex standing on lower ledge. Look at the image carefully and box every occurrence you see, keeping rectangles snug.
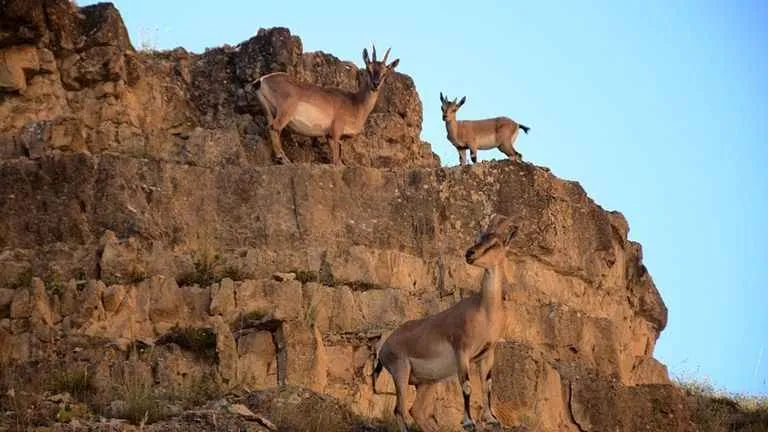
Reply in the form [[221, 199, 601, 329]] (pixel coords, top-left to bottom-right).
[[373, 215, 517, 432], [248, 45, 399, 165], [440, 93, 530, 165]]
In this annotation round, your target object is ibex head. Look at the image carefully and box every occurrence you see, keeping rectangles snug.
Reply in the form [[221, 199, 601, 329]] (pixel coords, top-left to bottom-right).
[[465, 214, 518, 268], [440, 92, 466, 121], [362, 44, 400, 91]]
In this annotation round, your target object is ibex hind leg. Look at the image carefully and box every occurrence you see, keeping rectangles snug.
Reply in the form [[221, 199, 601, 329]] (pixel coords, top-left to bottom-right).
[[498, 144, 522, 162], [256, 92, 291, 164], [410, 382, 440, 432], [388, 359, 413, 432], [499, 129, 522, 162], [328, 138, 343, 165]]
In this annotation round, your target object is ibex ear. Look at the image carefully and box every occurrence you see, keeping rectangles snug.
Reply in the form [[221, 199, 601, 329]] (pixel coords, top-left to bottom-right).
[[388, 58, 400, 70], [504, 225, 519, 246], [440, 92, 445, 103], [485, 213, 504, 231], [486, 213, 514, 237], [363, 48, 371, 66], [458, 96, 466, 107]]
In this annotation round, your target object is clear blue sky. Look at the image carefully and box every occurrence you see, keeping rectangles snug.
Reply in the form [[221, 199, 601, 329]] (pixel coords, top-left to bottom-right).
[[86, 0, 768, 395]]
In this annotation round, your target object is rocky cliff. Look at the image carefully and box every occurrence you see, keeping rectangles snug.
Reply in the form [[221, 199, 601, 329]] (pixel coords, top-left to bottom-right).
[[0, 2, 696, 431]]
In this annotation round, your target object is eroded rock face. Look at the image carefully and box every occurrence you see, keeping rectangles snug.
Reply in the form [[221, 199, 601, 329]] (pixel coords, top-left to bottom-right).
[[0, 155, 674, 429], [0, 2, 682, 431]]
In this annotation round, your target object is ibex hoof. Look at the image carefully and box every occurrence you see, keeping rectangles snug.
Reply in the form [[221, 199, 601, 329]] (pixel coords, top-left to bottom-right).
[[461, 420, 476, 432], [273, 154, 292, 165]]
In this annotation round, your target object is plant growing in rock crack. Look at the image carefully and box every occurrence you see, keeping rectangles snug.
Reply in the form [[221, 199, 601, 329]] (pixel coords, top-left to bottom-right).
[[5, 268, 33, 289], [234, 309, 283, 334], [263, 387, 358, 432], [240, 308, 270, 323], [304, 302, 319, 328], [377, 397, 400, 432], [339, 279, 388, 292], [675, 374, 768, 432], [0, 370, 36, 431], [178, 374, 223, 409], [155, 325, 218, 361], [220, 264, 251, 281], [46, 272, 66, 297], [99, 265, 148, 286], [126, 267, 149, 284], [48, 365, 94, 402], [110, 365, 169, 425], [176, 249, 221, 287], [138, 25, 160, 53], [290, 268, 319, 284]]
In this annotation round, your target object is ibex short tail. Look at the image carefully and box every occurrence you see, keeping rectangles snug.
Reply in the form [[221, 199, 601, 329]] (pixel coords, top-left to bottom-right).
[[372, 357, 384, 394]]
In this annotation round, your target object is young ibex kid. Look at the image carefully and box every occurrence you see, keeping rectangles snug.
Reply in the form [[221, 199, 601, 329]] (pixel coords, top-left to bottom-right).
[[440, 92, 530, 165]]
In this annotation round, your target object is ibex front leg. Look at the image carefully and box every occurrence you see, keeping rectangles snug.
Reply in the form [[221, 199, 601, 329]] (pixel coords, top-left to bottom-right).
[[328, 124, 345, 165], [456, 353, 476, 431], [256, 92, 292, 164], [478, 350, 501, 427], [458, 148, 468, 166], [469, 143, 479, 164]]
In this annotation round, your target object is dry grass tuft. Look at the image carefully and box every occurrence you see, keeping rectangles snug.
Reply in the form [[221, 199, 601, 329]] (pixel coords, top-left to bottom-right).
[[675, 374, 768, 432]]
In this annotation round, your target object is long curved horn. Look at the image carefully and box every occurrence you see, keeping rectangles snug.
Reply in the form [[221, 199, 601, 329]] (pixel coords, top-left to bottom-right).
[[372, 44, 377, 62], [382, 47, 391, 64]]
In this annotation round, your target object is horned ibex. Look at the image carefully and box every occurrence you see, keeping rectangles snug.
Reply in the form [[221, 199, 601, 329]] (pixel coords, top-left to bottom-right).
[[373, 215, 517, 432], [440, 92, 530, 165], [247, 45, 400, 165]]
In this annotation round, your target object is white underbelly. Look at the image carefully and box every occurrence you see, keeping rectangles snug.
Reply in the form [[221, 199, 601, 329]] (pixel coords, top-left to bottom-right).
[[409, 342, 457, 383], [476, 133, 500, 150], [287, 102, 332, 137]]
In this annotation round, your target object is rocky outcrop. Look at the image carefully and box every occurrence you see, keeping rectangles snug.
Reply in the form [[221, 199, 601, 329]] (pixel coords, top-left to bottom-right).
[[0, 2, 691, 431], [0, 0, 437, 167]]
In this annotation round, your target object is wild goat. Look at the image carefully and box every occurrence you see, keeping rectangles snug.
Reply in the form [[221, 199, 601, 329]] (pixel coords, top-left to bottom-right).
[[247, 45, 399, 165], [373, 214, 517, 432], [440, 93, 530, 165]]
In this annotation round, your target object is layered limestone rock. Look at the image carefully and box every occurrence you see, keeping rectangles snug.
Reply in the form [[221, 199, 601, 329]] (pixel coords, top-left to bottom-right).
[[0, 154, 678, 429], [0, 1, 689, 431]]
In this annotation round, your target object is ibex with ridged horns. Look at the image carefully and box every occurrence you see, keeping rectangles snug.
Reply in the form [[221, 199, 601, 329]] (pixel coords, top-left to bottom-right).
[[247, 45, 399, 165], [440, 93, 530, 165], [372, 214, 518, 432]]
